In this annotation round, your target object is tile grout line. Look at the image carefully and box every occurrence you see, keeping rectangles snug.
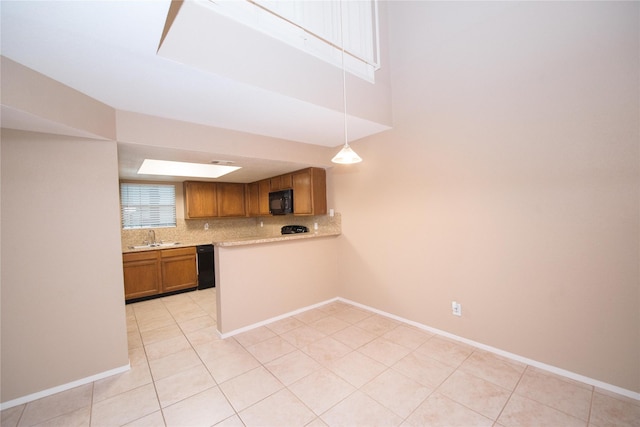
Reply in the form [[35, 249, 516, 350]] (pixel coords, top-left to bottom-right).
[[236, 309, 367, 425], [586, 385, 595, 427], [88, 382, 94, 427], [13, 401, 26, 427], [157, 292, 236, 426], [173, 291, 257, 425], [431, 349, 499, 425], [133, 302, 167, 427], [266, 315, 434, 425], [493, 360, 529, 425]]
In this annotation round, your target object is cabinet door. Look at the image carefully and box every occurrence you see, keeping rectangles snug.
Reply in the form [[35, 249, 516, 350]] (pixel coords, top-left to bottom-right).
[[292, 169, 313, 215], [247, 179, 271, 217], [257, 179, 271, 215], [123, 251, 161, 300], [160, 247, 197, 293], [280, 173, 293, 189], [217, 182, 247, 217], [270, 174, 292, 191], [247, 182, 260, 216], [270, 176, 282, 191], [292, 168, 327, 216], [184, 181, 217, 218], [309, 168, 327, 215]]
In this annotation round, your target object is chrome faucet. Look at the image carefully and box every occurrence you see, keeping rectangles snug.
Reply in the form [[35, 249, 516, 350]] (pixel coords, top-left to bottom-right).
[[147, 229, 156, 246]]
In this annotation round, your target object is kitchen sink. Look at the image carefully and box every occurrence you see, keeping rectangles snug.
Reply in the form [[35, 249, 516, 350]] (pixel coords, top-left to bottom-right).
[[129, 242, 181, 249]]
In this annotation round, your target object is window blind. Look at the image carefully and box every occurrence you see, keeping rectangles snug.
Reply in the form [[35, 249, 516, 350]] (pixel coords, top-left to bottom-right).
[[120, 183, 176, 229]]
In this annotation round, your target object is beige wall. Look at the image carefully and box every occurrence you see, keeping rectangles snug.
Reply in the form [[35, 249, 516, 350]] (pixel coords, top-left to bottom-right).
[[215, 236, 339, 333], [0, 130, 129, 403], [1, 57, 116, 139], [332, 1, 639, 393]]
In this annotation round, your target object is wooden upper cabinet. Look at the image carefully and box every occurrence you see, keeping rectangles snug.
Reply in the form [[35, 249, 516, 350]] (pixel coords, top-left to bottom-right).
[[280, 174, 293, 190], [248, 179, 270, 216], [184, 181, 247, 218], [257, 179, 271, 214], [217, 182, 247, 217], [292, 167, 327, 215], [247, 182, 260, 216], [184, 181, 217, 218], [270, 173, 292, 191], [185, 167, 326, 219], [269, 176, 280, 191]]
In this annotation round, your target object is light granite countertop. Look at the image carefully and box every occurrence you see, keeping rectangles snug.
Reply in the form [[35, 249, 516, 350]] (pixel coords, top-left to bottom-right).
[[122, 231, 340, 253], [214, 230, 340, 247]]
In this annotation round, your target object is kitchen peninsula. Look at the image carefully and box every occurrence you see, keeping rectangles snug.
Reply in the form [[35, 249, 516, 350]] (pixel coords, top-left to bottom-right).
[[214, 230, 340, 335], [122, 212, 341, 334]]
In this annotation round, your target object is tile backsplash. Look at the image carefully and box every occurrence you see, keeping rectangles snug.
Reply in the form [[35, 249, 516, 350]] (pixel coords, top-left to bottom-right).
[[121, 213, 341, 250]]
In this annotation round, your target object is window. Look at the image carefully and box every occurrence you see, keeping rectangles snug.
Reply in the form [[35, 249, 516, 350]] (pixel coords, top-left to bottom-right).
[[205, 0, 380, 82], [120, 183, 176, 229]]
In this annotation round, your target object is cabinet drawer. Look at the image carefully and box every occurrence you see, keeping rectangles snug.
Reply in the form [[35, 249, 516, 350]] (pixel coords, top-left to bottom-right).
[[160, 246, 196, 258], [123, 250, 159, 262]]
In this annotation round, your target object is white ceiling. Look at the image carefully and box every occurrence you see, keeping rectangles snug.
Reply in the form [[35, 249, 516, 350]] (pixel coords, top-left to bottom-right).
[[117, 143, 318, 184], [0, 0, 389, 182]]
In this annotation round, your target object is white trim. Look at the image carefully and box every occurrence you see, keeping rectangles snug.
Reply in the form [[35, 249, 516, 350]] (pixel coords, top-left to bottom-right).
[[218, 297, 339, 339], [337, 297, 640, 402], [6, 297, 636, 410], [0, 363, 131, 411], [217, 296, 639, 401]]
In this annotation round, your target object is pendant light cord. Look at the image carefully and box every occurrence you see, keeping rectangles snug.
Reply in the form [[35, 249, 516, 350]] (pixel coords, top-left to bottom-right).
[[331, 0, 362, 163], [340, 0, 349, 147]]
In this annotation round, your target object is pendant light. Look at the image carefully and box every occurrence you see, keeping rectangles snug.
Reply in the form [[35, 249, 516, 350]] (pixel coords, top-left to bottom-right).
[[332, 0, 362, 164]]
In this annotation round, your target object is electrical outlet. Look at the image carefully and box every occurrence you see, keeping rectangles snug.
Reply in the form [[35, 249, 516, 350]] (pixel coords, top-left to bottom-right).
[[452, 301, 462, 316]]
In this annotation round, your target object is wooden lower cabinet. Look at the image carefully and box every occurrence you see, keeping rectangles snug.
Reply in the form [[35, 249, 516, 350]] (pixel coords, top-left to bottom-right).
[[123, 246, 197, 301], [160, 247, 198, 293], [122, 251, 161, 300]]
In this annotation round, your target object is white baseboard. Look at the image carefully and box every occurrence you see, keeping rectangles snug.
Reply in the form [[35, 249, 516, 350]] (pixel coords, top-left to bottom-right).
[[8, 296, 635, 411], [0, 363, 131, 411], [218, 297, 339, 339], [218, 296, 639, 401], [337, 297, 640, 402]]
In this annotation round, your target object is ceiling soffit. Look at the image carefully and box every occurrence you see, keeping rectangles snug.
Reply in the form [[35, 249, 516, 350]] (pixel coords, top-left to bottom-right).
[[156, 0, 391, 146]]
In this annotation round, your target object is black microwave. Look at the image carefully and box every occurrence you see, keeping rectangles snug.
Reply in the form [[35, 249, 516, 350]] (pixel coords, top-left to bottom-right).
[[269, 189, 293, 215]]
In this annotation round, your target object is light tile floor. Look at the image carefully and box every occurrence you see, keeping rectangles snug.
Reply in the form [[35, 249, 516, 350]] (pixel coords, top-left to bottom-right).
[[2, 288, 639, 427]]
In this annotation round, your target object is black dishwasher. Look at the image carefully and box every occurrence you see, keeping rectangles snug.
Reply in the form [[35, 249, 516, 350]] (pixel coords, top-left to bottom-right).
[[196, 244, 215, 289]]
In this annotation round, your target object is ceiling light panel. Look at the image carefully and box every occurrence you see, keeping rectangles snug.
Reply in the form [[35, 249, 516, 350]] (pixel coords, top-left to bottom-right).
[[137, 159, 241, 178]]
